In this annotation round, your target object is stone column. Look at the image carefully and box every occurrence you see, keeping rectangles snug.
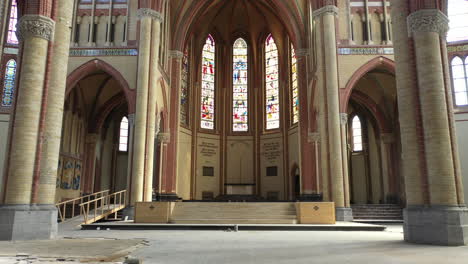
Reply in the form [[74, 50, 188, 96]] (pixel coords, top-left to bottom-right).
[[37, 0, 74, 205], [391, 0, 468, 245], [144, 14, 163, 202], [125, 113, 135, 205], [157, 132, 170, 198], [83, 133, 99, 194], [0, 14, 56, 240], [314, 5, 352, 221], [340, 113, 351, 208], [130, 8, 154, 206], [380, 133, 395, 203]]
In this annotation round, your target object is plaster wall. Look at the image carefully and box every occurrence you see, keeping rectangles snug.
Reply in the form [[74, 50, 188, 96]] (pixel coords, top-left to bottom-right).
[[0, 114, 10, 203], [226, 136, 254, 185], [195, 133, 220, 199], [177, 127, 192, 200], [455, 113, 468, 202], [259, 133, 285, 200]]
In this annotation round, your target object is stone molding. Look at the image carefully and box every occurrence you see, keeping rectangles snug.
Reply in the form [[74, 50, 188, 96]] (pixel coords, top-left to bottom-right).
[[16, 15, 55, 42], [137, 8, 163, 22], [295, 49, 309, 57], [169, 50, 184, 59], [308, 132, 320, 143], [157, 132, 170, 143], [407, 9, 449, 37], [313, 5, 339, 17], [340, 113, 348, 125], [381, 133, 395, 144]]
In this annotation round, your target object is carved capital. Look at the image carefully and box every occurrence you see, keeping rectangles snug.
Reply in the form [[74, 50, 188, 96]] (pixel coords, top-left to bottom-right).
[[86, 133, 99, 144], [16, 15, 55, 42], [407, 9, 449, 37], [127, 113, 135, 125], [308, 132, 320, 143], [313, 5, 339, 17], [157, 132, 170, 143], [169, 50, 184, 59], [340, 113, 348, 125], [137, 8, 163, 22]]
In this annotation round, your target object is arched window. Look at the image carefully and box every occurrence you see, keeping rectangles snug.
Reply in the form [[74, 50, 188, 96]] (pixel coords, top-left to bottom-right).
[[180, 45, 189, 126], [119, 116, 129, 151], [7, 0, 18, 44], [451, 56, 468, 106], [447, 0, 468, 42], [352, 116, 363, 152], [1, 59, 17, 107], [233, 38, 248, 132], [201, 35, 216, 130], [265, 34, 280, 130], [291, 45, 299, 124]]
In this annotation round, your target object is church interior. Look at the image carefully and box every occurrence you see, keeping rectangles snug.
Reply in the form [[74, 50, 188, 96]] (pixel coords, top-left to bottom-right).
[[1, 0, 468, 250]]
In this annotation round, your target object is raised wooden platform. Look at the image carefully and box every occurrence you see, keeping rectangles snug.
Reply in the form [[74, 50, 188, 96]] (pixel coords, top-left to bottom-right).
[[134, 201, 336, 224]]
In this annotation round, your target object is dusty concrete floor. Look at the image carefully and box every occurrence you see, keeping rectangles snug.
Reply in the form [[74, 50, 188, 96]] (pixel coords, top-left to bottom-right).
[[1, 223, 468, 263]]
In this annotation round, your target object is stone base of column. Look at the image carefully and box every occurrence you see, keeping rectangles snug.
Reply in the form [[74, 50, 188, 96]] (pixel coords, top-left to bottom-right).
[[335, 207, 353, 221], [404, 206, 468, 246], [0, 204, 57, 241], [121, 206, 135, 220], [156, 193, 179, 201]]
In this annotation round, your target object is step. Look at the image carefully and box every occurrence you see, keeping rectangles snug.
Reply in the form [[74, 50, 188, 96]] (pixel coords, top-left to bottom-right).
[[170, 219, 298, 224]]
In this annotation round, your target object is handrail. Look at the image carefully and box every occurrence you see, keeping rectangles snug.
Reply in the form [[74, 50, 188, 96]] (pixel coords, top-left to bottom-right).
[[79, 190, 127, 225], [55, 189, 110, 222]]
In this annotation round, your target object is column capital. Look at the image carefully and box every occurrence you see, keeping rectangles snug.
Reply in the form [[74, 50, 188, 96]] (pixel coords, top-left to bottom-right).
[[16, 15, 55, 42], [157, 132, 170, 143], [407, 9, 449, 37], [85, 133, 99, 144], [313, 5, 339, 17], [127, 113, 135, 124], [137, 8, 163, 22], [308, 132, 320, 143], [340, 113, 348, 125], [169, 50, 184, 59]]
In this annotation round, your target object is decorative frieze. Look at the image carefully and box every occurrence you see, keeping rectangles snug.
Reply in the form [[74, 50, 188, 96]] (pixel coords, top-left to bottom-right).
[[338, 47, 394, 55], [308, 132, 321, 143], [313, 5, 339, 17], [16, 15, 55, 42], [448, 44, 468, 53], [137, 8, 163, 22], [69, 48, 138, 57], [407, 9, 449, 37], [157, 132, 170, 143]]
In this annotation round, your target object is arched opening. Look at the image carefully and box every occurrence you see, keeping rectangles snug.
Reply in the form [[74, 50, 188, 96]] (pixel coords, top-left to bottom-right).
[[56, 63, 131, 202], [344, 60, 402, 206]]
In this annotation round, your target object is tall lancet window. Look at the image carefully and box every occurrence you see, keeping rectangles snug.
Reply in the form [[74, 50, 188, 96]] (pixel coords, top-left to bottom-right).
[[352, 115, 363, 152], [180, 46, 189, 125], [1, 60, 17, 107], [7, 0, 18, 44], [119, 116, 129, 152], [233, 38, 249, 132], [447, 0, 468, 42], [451, 56, 468, 106], [291, 45, 299, 124], [265, 34, 280, 130], [201, 35, 216, 130]]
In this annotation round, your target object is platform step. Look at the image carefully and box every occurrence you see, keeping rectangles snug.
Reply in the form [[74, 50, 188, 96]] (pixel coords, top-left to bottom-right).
[[351, 204, 403, 220]]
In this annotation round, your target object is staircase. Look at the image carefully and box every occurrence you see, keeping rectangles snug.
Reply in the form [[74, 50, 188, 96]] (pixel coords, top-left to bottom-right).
[[170, 202, 297, 224], [351, 204, 403, 222]]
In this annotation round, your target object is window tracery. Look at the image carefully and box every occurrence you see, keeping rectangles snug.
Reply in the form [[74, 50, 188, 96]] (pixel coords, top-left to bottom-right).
[[451, 56, 468, 106], [6, 0, 18, 44], [447, 0, 468, 42], [201, 35, 216, 130], [291, 45, 299, 124], [119, 116, 129, 151], [352, 115, 363, 152], [265, 35, 279, 130], [233, 38, 249, 132], [1, 59, 17, 107]]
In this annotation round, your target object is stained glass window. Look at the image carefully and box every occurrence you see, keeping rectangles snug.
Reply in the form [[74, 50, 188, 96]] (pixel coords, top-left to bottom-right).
[[233, 38, 249, 132], [265, 35, 279, 130], [447, 0, 468, 42], [352, 116, 363, 152], [291, 45, 299, 124], [180, 46, 189, 125], [7, 0, 18, 44], [451, 56, 468, 105], [119, 117, 129, 151], [201, 35, 216, 130], [1, 60, 17, 107]]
